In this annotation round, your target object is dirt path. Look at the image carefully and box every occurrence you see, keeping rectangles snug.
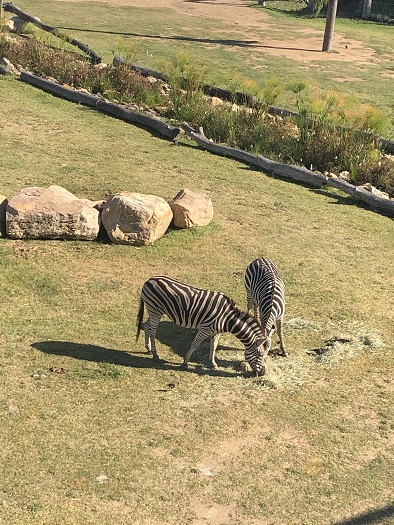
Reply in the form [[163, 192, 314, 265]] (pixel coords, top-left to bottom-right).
[[58, 0, 375, 63]]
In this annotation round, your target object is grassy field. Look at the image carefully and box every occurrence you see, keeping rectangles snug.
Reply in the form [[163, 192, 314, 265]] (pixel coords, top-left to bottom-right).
[[1, 2, 394, 524], [4, 0, 394, 135]]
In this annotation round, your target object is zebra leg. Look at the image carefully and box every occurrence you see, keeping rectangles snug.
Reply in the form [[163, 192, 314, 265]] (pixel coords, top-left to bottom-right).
[[209, 334, 221, 370], [276, 317, 288, 357], [144, 315, 161, 360], [181, 329, 210, 369]]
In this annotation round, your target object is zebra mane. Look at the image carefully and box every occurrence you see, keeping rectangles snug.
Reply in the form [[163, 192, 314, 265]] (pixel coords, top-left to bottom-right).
[[221, 294, 251, 318], [222, 294, 237, 309]]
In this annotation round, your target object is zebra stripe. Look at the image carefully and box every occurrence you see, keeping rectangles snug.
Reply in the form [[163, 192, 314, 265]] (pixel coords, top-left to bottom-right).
[[136, 276, 268, 375], [245, 257, 287, 357]]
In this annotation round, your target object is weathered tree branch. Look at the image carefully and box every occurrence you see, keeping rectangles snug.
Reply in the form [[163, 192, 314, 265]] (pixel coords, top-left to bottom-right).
[[20, 71, 101, 106], [19, 71, 181, 140], [3, 2, 101, 64], [181, 123, 327, 188], [181, 123, 394, 217], [96, 100, 181, 140]]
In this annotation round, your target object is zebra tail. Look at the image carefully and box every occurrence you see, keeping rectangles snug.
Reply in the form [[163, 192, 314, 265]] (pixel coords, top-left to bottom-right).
[[136, 297, 145, 342]]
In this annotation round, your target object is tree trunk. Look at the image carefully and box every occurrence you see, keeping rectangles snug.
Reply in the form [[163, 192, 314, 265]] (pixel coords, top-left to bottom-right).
[[322, 0, 339, 52], [362, 0, 372, 19]]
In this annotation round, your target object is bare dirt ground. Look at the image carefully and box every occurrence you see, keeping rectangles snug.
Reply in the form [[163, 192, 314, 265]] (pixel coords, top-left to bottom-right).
[[59, 0, 376, 63]]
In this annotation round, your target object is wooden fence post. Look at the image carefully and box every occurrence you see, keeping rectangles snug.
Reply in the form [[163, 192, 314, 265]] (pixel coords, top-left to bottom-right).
[[322, 0, 339, 52], [362, 0, 372, 19]]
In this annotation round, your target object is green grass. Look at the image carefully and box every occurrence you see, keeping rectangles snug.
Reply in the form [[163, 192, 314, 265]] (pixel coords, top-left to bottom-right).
[[1, 4, 394, 524], [5, 0, 394, 136]]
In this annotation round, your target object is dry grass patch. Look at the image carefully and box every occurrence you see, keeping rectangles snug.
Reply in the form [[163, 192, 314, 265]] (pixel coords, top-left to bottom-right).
[[255, 319, 388, 389]]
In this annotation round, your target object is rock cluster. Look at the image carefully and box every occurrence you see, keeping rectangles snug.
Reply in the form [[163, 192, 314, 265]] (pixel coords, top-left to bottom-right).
[[0, 185, 213, 245]]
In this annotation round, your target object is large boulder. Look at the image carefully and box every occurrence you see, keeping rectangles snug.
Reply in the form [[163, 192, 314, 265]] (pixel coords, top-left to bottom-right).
[[169, 188, 213, 228], [101, 192, 173, 246], [0, 195, 7, 237], [6, 185, 100, 240]]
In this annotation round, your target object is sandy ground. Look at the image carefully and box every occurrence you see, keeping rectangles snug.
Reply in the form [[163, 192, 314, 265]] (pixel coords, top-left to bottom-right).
[[58, 0, 376, 63]]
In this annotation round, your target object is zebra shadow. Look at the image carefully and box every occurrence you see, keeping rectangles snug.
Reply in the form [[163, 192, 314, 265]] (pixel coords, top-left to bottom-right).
[[31, 335, 240, 377], [154, 321, 244, 374]]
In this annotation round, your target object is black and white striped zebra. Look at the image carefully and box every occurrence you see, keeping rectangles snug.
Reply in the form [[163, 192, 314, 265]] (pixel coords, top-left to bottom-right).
[[136, 276, 268, 375], [245, 257, 287, 357]]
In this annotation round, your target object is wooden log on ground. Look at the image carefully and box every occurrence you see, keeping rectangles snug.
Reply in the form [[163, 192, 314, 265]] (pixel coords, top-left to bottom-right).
[[20, 71, 102, 107], [326, 177, 357, 197], [201, 84, 255, 106], [113, 56, 169, 82], [113, 55, 394, 155], [113, 56, 255, 106], [379, 137, 394, 155], [3, 2, 101, 64], [354, 186, 394, 216], [181, 123, 327, 188], [181, 123, 394, 216], [0, 65, 13, 76], [96, 100, 181, 141]]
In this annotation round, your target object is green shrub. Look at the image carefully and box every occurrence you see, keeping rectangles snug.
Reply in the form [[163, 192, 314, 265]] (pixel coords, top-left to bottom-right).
[[0, 36, 164, 106]]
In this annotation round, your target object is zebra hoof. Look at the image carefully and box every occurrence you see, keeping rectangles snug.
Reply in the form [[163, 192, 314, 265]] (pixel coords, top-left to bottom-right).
[[152, 355, 161, 362], [179, 362, 189, 370]]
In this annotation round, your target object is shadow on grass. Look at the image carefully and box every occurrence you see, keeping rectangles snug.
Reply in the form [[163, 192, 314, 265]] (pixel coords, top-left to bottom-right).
[[155, 321, 243, 367], [56, 27, 322, 53], [57, 27, 261, 48], [31, 321, 242, 378], [332, 504, 394, 525]]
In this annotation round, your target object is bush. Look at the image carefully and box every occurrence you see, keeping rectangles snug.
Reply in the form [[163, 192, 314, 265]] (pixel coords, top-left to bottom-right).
[[0, 36, 164, 106]]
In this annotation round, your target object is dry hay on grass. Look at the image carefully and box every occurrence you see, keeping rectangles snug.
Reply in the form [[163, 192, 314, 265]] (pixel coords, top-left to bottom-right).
[[253, 319, 387, 390]]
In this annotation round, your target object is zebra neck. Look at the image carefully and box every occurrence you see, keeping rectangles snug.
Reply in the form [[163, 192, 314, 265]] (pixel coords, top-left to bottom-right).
[[227, 314, 261, 347]]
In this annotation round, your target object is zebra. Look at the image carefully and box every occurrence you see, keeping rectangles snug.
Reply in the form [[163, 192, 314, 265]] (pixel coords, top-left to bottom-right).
[[245, 257, 288, 357], [136, 276, 268, 376]]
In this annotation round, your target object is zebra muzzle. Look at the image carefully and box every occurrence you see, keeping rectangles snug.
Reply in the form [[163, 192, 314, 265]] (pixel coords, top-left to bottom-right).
[[254, 366, 266, 377]]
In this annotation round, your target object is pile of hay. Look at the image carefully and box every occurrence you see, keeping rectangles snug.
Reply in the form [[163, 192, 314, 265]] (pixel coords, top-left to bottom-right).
[[252, 319, 386, 390]]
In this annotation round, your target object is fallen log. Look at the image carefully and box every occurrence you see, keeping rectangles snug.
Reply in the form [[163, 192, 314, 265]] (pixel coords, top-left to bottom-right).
[[114, 56, 394, 153], [3, 2, 101, 64], [326, 177, 357, 197], [379, 137, 394, 155], [181, 123, 327, 189], [112, 56, 255, 106], [0, 65, 13, 76], [113, 56, 169, 82], [328, 176, 394, 216], [354, 186, 394, 216], [96, 100, 181, 141], [19, 71, 181, 140], [20, 71, 102, 107]]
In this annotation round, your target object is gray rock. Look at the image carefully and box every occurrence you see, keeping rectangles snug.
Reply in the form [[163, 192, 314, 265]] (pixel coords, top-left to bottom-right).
[[169, 188, 213, 228], [6, 185, 100, 240], [101, 192, 173, 245]]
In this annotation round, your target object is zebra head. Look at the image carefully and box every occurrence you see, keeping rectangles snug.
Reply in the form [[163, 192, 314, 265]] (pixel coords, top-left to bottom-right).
[[245, 338, 268, 377]]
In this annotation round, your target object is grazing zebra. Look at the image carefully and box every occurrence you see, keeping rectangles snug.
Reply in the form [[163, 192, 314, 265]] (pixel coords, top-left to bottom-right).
[[245, 257, 288, 357], [136, 276, 268, 376]]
